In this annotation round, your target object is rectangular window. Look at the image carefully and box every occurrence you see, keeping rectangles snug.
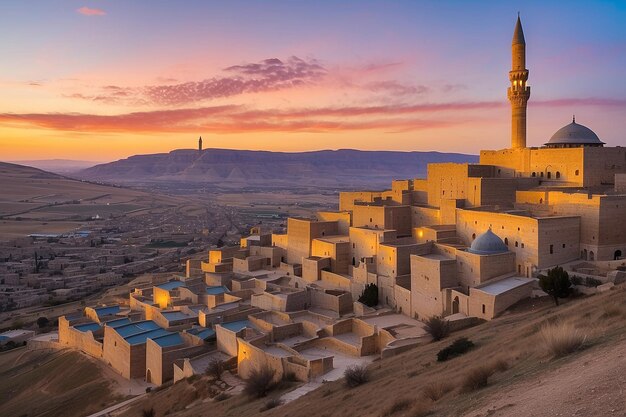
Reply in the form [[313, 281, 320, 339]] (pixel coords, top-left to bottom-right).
[[550, 244, 554, 254]]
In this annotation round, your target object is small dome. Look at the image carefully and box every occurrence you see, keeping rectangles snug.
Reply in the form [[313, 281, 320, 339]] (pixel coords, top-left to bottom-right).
[[545, 118, 604, 147], [468, 229, 508, 255]]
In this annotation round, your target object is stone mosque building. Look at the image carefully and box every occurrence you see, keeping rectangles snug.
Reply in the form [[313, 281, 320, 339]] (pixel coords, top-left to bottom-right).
[[268, 15, 626, 320]]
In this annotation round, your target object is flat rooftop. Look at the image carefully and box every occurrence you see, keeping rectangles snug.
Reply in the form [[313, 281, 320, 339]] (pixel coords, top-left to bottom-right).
[[476, 277, 535, 295], [156, 280, 186, 290], [93, 305, 121, 317], [219, 319, 250, 332], [74, 322, 102, 333]]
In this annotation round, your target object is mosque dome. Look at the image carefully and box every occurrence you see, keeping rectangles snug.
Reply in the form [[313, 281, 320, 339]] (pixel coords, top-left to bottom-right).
[[468, 228, 508, 255], [545, 117, 604, 148]]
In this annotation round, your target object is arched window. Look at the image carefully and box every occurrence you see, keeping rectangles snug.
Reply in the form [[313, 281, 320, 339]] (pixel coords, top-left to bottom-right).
[[575, 169, 579, 176], [589, 251, 595, 261], [504, 238, 508, 246], [547, 172, 552, 179], [515, 241, 519, 247], [472, 233, 476, 240], [532, 172, 536, 177], [556, 171, 561, 179], [540, 172, 544, 177], [539, 198, 543, 204]]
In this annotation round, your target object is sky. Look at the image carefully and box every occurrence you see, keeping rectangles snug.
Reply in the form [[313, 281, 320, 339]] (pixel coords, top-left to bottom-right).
[[1, 0, 626, 162]]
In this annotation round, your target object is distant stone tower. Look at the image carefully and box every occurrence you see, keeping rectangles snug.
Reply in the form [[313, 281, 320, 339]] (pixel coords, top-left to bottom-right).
[[508, 15, 530, 149], [198, 136, 203, 152]]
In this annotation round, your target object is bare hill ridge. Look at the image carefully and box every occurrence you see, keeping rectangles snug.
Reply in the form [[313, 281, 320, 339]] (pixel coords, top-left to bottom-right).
[[78, 148, 478, 187]]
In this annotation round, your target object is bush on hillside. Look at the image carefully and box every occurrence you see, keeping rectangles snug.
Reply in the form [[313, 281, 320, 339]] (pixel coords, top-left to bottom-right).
[[424, 316, 450, 341], [421, 379, 453, 401], [260, 398, 282, 412], [461, 365, 494, 392], [206, 358, 225, 380], [344, 364, 369, 388], [382, 397, 413, 416], [244, 366, 276, 398], [538, 266, 572, 306], [540, 322, 586, 358], [436, 337, 475, 362], [358, 283, 378, 307], [585, 277, 603, 288]]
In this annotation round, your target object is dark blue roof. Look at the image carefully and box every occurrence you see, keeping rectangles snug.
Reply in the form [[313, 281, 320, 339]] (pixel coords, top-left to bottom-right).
[[220, 320, 250, 332], [114, 320, 160, 338], [156, 281, 186, 290], [74, 322, 102, 333], [186, 326, 216, 340], [94, 305, 121, 317], [105, 318, 132, 328], [161, 311, 193, 321], [151, 333, 184, 347], [206, 286, 228, 295], [125, 328, 171, 345]]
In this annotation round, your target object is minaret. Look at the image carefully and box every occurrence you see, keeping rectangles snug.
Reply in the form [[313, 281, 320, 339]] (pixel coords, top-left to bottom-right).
[[198, 136, 203, 152], [508, 15, 530, 149]]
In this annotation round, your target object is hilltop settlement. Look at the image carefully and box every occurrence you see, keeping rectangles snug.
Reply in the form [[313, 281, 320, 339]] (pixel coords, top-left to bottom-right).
[[5, 17, 626, 404]]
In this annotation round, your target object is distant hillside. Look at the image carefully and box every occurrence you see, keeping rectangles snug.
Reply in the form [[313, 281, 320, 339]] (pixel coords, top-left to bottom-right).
[[78, 148, 478, 188], [10, 159, 98, 174], [0, 161, 185, 237]]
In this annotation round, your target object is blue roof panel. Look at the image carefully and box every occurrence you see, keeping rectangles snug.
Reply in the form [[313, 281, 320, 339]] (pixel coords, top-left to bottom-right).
[[115, 321, 160, 338], [161, 311, 193, 321], [156, 281, 185, 290], [94, 305, 121, 317], [74, 322, 102, 333], [125, 328, 170, 345], [220, 320, 249, 332], [105, 318, 132, 328], [206, 286, 228, 295], [152, 333, 184, 347]]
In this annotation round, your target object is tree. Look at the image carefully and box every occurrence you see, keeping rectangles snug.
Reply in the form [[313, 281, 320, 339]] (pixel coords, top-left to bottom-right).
[[538, 266, 572, 306], [358, 283, 378, 307], [36, 316, 49, 329]]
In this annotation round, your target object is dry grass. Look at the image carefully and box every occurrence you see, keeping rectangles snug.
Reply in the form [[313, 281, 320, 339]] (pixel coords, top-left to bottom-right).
[[490, 357, 510, 373], [461, 365, 494, 392], [421, 380, 454, 401], [382, 397, 414, 416], [600, 302, 626, 319], [539, 322, 587, 358], [408, 401, 433, 417]]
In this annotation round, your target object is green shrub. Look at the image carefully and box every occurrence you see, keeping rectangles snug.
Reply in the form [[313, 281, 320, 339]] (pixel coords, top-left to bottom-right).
[[585, 277, 602, 287], [538, 266, 572, 306], [358, 283, 378, 307], [437, 337, 475, 361], [570, 275, 583, 286]]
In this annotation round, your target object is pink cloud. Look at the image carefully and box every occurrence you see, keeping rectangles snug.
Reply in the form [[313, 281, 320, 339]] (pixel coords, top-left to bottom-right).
[[77, 6, 106, 16]]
